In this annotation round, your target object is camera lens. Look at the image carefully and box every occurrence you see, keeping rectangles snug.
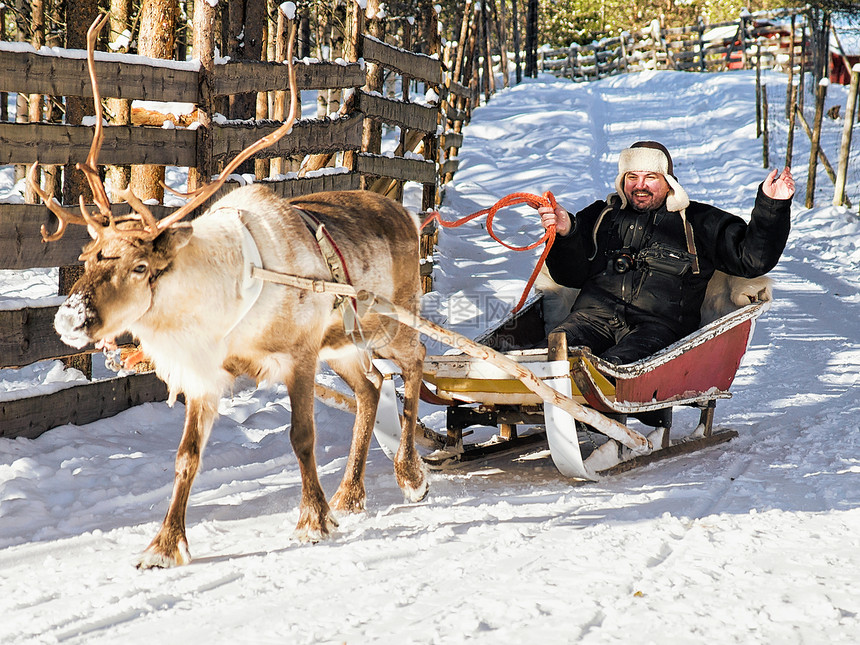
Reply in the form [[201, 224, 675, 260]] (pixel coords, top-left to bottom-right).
[[613, 253, 633, 274]]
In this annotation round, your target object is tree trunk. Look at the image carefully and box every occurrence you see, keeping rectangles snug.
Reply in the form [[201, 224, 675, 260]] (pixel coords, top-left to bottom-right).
[[315, 2, 330, 118], [188, 0, 215, 194], [526, 0, 538, 78], [481, 0, 495, 98], [131, 0, 178, 203], [0, 5, 7, 122], [453, 1, 473, 86], [495, 0, 510, 88], [225, 0, 266, 120], [25, 0, 45, 204], [107, 0, 132, 199], [298, 4, 311, 59], [62, 0, 99, 206], [363, 0, 385, 159], [511, 0, 523, 84], [255, 6, 271, 180], [807, 7, 831, 86]]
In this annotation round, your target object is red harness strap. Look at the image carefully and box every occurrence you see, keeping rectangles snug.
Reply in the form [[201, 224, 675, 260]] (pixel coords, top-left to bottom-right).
[[422, 191, 559, 313]]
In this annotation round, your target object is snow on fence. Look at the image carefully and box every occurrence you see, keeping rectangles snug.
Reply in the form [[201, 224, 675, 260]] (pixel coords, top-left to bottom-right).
[[0, 29, 475, 440], [538, 9, 807, 82]]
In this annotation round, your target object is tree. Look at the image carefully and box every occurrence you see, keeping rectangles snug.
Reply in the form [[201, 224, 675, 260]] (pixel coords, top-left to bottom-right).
[[130, 0, 178, 203], [525, 0, 537, 77]]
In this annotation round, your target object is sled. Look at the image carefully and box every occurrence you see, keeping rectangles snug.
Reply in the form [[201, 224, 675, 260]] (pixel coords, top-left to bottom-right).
[[371, 291, 770, 481]]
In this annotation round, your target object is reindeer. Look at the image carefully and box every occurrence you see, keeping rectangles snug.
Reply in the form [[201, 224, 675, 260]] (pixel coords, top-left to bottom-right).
[[32, 15, 428, 568]]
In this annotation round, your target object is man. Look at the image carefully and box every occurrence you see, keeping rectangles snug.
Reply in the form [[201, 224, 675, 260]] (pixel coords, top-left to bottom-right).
[[538, 141, 794, 364]]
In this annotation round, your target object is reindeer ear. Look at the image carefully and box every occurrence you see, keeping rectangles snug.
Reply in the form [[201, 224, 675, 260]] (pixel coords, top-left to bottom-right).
[[152, 223, 193, 260]]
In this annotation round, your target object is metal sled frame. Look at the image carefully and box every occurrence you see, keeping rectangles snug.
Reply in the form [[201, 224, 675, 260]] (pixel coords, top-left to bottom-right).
[[373, 298, 769, 480]]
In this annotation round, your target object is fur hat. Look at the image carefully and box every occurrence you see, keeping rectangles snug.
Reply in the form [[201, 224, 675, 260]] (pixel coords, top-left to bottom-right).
[[614, 141, 690, 212]]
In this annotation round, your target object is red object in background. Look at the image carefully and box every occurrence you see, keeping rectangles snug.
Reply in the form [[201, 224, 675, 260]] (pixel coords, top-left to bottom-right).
[[830, 53, 860, 84]]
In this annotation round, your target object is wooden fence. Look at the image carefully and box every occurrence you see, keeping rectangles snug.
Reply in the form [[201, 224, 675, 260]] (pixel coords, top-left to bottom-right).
[[0, 27, 475, 440], [538, 9, 807, 81]]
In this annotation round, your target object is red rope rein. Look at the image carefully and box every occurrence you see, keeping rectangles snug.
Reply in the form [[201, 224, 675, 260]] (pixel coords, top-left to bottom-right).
[[422, 191, 558, 314]]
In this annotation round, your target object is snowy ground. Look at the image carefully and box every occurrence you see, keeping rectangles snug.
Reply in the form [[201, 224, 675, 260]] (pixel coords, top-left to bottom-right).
[[2, 68, 860, 644]]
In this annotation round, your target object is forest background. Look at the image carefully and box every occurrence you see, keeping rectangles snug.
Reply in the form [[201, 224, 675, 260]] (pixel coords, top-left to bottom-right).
[[1, 0, 858, 206], [4, 1, 860, 64]]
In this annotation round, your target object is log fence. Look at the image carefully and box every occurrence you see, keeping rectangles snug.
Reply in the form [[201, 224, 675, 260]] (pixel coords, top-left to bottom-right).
[[537, 9, 807, 81], [0, 17, 475, 439]]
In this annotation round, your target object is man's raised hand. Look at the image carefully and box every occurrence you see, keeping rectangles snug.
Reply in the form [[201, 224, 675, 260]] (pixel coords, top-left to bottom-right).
[[763, 166, 795, 200]]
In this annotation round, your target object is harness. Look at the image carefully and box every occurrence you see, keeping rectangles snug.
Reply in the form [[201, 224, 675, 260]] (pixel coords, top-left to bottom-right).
[[292, 206, 364, 339], [231, 205, 375, 369], [224, 211, 265, 337]]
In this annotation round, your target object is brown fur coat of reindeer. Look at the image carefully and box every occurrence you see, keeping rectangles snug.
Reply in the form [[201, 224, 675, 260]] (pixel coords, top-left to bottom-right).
[[33, 16, 428, 568]]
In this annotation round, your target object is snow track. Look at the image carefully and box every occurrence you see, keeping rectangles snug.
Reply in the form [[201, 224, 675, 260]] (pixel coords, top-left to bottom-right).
[[2, 69, 860, 643]]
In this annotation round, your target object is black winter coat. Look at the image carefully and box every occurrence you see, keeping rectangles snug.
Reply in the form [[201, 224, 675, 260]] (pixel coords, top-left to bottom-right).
[[544, 185, 792, 336]]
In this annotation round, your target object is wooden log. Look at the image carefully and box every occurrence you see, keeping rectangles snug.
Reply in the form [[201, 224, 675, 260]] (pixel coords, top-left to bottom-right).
[[362, 35, 441, 84], [762, 84, 769, 168], [0, 49, 199, 102], [793, 122, 842, 196], [0, 122, 197, 166], [785, 81, 797, 168], [756, 46, 762, 138], [802, 81, 832, 208], [212, 60, 366, 95], [0, 373, 168, 440], [833, 66, 860, 207], [210, 113, 364, 160], [0, 305, 74, 368], [357, 91, 439, 133], [355, 153, 436, 184]]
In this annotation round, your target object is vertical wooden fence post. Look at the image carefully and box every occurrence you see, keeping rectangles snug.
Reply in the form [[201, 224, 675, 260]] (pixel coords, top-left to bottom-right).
[[343, 0, 365, 175], [833, 65, 860, 207], [805, 79, 829, 208], [786, 14, 796, 119], [785, 81, 798, 169], [0, 4, 7, 122], [756, 45, 762, 138], [762, 84, 769, 168]]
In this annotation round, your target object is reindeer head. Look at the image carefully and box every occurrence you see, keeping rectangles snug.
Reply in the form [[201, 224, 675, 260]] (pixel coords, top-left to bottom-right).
[[53, 218, 194, 348], [36, 14, 298, 350]]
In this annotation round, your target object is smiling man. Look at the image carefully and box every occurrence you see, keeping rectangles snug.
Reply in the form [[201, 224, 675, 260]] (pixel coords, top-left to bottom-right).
[[538, 140, 794, 364]]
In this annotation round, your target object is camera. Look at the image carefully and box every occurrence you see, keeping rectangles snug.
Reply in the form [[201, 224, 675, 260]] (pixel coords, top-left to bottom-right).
[[610, 249, 636, 274]]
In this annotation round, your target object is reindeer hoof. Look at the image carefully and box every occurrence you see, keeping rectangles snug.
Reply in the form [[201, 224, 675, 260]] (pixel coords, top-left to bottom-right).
[[396, 459, 430, 503], [401, 475, 430, 503], [136, 540, 192, 569], [293, 512, 339, 544]]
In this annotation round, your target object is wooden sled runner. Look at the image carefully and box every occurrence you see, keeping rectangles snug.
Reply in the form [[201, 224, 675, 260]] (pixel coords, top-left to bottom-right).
[[371, 285, 770, 481]]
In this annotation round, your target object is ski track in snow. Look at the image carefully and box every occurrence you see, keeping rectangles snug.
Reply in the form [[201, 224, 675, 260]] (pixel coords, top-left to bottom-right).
[[2, 69, 860, 644]]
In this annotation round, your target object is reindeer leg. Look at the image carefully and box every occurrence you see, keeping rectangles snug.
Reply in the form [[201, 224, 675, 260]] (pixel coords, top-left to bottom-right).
[[287, 364, 338, 542], [137, 396, 218, 569], [389, 337, 429, 503], [328, 356, 382, 514]]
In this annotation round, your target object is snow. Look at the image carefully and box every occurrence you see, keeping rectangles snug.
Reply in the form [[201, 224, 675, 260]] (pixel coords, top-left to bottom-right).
[[2, 68, 860, 643]]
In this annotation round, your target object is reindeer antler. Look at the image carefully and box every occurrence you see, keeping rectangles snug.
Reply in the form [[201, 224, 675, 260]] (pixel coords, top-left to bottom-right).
[[34, 14, 300, 245], [29, 162, 97, 242], [152, 21, 299, 232], [33, 13, 113, 243]]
